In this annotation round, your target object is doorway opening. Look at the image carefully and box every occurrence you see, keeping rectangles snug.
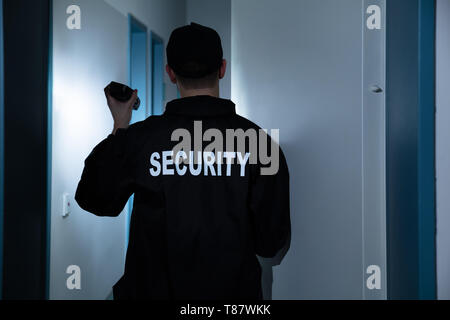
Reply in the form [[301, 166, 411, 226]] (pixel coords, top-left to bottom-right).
[[151, 32, 164, 115], [126, 15, 148, 249]]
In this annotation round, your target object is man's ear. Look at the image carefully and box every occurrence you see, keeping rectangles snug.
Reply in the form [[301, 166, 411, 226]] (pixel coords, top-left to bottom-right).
[[219, 59, 227, 80], [166, 64, 177, 84]]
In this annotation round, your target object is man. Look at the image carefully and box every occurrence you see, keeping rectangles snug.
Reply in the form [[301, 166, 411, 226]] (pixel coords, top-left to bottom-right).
[[75, 22, 290, 300]]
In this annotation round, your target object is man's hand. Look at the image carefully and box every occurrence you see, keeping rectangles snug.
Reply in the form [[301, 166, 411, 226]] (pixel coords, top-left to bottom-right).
[[104, 85, 138, 135]]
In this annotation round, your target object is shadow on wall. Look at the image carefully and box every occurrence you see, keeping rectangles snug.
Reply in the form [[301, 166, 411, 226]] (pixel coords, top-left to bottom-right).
[[259, 233, 291, 299]]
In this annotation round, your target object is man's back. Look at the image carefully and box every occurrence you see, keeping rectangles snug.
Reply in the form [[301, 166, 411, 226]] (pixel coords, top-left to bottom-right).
[[75, 95, 290, 299]]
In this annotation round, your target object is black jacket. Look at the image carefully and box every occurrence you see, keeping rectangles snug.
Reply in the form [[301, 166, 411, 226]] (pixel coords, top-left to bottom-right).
[[75, 95, 290, 300]]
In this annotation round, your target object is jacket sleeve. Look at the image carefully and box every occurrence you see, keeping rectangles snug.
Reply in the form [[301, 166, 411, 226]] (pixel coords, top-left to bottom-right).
[[249, 145, 291, 258], [75, 128, 136, 217]]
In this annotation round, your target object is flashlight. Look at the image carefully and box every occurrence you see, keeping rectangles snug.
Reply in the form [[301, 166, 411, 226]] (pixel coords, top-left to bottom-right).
[[107, 81, 141, 111]]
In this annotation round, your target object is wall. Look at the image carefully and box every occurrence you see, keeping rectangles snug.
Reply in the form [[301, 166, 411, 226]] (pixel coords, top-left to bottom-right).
[[51, 0, 129, 300], [50, 0, 186, 300], [231, 0, 387, 299], [436, 0, 450, 300], [185, 0, 231, 99]]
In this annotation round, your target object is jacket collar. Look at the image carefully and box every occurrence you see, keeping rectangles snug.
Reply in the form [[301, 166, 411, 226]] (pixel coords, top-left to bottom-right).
[[164, 95, 236, 117]]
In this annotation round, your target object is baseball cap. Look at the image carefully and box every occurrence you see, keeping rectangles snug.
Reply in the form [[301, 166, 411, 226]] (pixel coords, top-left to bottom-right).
[[166, 22, 223, 79]]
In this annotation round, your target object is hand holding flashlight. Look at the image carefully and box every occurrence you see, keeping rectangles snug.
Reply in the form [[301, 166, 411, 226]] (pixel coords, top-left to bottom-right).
[[104, 85, 138, 135]]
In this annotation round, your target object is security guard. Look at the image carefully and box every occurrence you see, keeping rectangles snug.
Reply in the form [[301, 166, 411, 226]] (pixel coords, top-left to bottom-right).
[[75, 23, 290, 300]]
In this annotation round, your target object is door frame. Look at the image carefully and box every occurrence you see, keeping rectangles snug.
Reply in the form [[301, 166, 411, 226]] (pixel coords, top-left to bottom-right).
[[385, 0, 436, 300], [0, 0, 4, 299], [417, 0, 436, 300], [126, 14, 148, 250], [45, 0, 53, 300]]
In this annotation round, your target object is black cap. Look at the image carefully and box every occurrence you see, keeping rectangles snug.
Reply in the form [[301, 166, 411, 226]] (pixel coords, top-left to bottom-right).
[[166, 22, 223, 78]]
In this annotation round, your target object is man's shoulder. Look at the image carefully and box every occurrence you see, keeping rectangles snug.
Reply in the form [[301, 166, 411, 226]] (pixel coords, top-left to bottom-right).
[[119, 115, 167, 147], [127, 115, 166, 132], [126, 113, 264, 136]]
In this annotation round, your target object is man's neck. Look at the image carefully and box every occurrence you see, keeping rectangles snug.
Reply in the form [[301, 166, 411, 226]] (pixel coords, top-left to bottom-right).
[[178, 86, 220, 98]]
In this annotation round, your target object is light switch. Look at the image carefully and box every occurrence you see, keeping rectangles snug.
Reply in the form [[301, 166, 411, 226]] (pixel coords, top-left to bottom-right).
[[62, 193, 71, 218]]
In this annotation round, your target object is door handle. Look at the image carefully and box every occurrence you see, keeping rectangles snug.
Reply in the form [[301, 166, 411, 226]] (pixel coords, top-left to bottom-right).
[[370, 85, 383, 93]]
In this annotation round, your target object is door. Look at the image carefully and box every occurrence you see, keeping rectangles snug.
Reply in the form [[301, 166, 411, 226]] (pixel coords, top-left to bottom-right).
[[231, 0, 386, 299]]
